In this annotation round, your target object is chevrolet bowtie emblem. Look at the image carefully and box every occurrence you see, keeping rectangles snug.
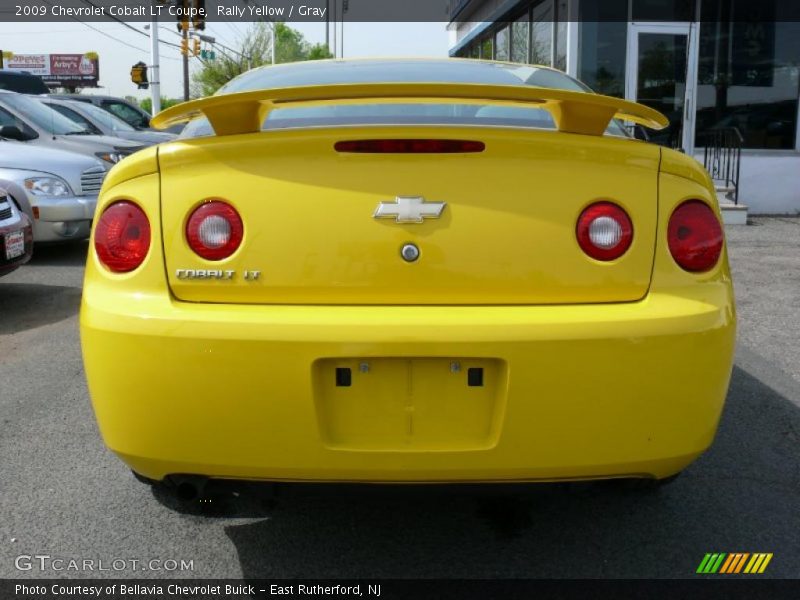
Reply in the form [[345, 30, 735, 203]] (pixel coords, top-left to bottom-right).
[[373, 196, 446, 223]]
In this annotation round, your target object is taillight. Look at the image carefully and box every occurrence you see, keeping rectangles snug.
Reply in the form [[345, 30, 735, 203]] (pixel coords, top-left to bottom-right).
[[576, 202, 633, 261], [94, 201, 150, 273], [186, 201, 243, 260], [334, 139, 485, 153], [668, 200, 723, 272]]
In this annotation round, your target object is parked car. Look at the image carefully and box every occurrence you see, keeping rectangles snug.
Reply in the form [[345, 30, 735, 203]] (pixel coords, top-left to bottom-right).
[[40, 97, 176, 146], [0, 188, 33, 276], [0, 138, 105, 242], [81, 59, 735, 497], [50, 94, 185, 135], [0, 91, 143, 169], [0, 70, 49, 95]]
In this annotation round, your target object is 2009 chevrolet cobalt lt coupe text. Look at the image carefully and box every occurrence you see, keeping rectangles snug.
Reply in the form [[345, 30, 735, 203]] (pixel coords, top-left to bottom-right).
[[80, 59, 735, 492]]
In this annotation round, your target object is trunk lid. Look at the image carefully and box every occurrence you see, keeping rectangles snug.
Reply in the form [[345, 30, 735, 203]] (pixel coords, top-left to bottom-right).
[[159, 127, 659, 305]]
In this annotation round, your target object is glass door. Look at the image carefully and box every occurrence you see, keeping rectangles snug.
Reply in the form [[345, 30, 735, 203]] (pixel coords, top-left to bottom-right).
[[626, 22, 699, 153]]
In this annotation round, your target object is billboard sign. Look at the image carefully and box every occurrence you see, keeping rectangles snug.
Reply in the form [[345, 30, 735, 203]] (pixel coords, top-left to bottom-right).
[[3, 53, 99, 88]]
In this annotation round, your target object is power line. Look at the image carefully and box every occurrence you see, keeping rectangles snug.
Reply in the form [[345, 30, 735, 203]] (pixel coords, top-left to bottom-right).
[[35, 1, 182, 61], [78, 0, 185, 52]]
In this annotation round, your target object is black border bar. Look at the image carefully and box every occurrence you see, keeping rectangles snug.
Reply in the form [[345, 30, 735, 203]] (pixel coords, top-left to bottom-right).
[[3, 579, 800, 600], [1, 0, 799, 23]]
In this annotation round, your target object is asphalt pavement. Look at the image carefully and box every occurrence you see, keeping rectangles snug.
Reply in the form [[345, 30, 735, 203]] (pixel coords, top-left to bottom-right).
[[1, 218, 799, 579]]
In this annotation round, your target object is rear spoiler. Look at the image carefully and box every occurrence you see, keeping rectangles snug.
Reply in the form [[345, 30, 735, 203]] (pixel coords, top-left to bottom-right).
[[151, 82, 668, 137]]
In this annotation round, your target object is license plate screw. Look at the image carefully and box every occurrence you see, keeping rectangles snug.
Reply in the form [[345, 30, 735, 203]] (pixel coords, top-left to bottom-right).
[[359, 362, 370, 374], [450, 361, 461, 373]]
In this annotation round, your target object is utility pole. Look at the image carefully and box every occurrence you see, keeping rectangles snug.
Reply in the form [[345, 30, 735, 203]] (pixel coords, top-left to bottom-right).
[[341, 0, 348, 58], [325, 0, 329, 52], [149, 1, 161, 114], [271, 22, 276, 65], [182, 24, 190, 100]]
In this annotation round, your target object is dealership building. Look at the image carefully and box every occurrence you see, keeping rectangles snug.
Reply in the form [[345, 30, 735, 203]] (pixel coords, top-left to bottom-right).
[[448, 0, 800, 215]]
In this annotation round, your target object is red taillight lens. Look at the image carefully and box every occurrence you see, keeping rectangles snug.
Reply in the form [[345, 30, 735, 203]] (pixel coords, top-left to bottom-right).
[[94, 201, 151, 273], [186, 201, 244, 260], [334, 139, 485, 153], [668, 200, 723, 272], [576, 202, 633, 261]]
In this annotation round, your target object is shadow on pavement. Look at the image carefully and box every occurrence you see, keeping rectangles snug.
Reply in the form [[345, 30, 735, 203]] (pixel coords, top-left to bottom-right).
[[150, 366, 799, 578], [29, 241, 89, 267], [0, 283, 81, 335]]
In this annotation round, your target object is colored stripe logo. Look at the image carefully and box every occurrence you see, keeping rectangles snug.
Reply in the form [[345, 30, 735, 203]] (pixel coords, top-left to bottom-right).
[[697, 553, 773, 574]]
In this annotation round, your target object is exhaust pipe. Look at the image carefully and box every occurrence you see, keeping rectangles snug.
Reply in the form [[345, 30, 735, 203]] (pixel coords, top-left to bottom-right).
[[168, 475, 208, 502]]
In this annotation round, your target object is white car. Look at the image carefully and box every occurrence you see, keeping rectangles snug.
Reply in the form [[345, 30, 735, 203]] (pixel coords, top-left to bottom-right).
[[41, 98, 176, 147], [0, 139, 106, 242], [0, 91, 142, 169]]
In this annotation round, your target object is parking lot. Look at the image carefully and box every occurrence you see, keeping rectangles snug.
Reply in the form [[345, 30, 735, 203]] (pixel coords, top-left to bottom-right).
[[1, 217, 799, 579]]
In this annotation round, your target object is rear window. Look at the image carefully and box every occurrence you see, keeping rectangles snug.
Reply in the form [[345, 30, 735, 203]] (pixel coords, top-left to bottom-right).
[[181, 60, 628, 140], [181, 104, 627, 139], [0, 73, 49, 95]]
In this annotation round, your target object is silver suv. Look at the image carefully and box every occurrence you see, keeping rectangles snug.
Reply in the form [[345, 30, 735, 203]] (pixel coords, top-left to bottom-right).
[[0, 139, 106, 242], [0, 91, 142, 169]]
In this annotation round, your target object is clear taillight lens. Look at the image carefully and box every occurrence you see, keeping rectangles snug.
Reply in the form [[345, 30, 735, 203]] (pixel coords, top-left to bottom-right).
[[94, 201, 150, 273], [668, 200, 723, 272], [576, 202, 633, 261], [186, 201, 243, 260]]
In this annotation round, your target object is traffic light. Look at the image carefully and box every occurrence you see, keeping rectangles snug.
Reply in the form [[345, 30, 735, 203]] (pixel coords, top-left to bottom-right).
[[130, 61, 148, 89], [193, 39, 201, 57], [193, 0, 206, 31], [180, 38, 189, 56], [176, 0, 190, 33]]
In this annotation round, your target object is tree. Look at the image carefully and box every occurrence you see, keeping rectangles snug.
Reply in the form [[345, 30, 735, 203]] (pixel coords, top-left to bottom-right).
[[191, 23, 333, 98], [139, 97, 181, 114]]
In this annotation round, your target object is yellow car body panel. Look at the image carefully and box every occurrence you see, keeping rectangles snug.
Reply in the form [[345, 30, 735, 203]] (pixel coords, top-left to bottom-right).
[[159, 127, 660, 305], [81, 64, 734, 484]]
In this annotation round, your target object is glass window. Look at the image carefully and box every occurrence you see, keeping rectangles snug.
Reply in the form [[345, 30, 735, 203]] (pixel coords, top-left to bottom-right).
[[79, 101, 136, 133], [0, 94, 87, 135], [45, 103, 103, 135], [531, 1, 554, 66], [469, 43, 480, 59], [480, 36, 493, 60], [511, 16, 530, 63], [632, 0, 694, 21], [555, 0, 568, 71], [181, 64, 634, 138], [102, 101, 148, 128], [0, 105, 37, 138], [577, 0, 628, 98], [495, 26, 510, 62], [696, 0, 799, 149]]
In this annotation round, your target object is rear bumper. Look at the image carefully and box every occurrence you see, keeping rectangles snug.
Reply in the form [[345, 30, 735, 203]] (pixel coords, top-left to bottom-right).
[[80, 285, 735, 482]]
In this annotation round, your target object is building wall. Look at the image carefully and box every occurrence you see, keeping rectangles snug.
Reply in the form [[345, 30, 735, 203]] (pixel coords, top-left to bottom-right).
[[731, 154, 800, 214]]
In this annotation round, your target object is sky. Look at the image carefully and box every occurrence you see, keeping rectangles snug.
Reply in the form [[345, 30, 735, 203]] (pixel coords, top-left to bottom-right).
[[0, 21, 451, 101]]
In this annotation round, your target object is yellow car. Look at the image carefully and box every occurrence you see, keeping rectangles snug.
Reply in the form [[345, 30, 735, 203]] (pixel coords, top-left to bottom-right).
[[80, 59, 735, 497]]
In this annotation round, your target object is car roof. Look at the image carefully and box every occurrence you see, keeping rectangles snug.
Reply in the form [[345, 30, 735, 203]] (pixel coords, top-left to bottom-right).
[[218, 58, 590, 95], [49, 94, 134, 103]]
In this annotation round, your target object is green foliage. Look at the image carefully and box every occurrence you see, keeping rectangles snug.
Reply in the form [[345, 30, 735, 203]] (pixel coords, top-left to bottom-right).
[[307, 43, 334, 61], [139, 97, 181, 114], [191, 23, 333, 98]]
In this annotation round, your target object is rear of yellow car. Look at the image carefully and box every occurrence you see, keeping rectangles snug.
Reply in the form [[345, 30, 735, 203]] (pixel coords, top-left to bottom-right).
[[80, 60, 735, 488]]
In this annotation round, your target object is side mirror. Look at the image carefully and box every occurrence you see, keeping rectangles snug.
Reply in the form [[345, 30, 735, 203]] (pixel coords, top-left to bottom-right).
[[0, 125, 31, 141]]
